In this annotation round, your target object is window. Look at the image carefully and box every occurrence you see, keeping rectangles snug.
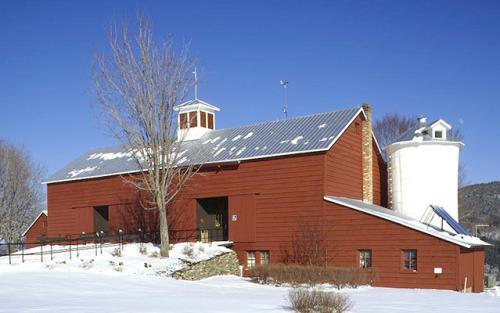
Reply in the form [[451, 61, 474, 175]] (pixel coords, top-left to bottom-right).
[[403, 250, 417, 271], [43, 221, 48, 228], [207, 113, 214, 129], [200, 111, 207, 128], [189, 111, 198, 128], [247, 251, 256, 268], [359, 250, 372, 269], [179, 113, 187, 129], [260, 251, 270, 265], [434, 130, 443, 139]]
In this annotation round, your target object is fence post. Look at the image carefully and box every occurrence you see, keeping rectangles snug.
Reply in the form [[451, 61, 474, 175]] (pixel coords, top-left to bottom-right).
[[21, 243, 24, 263], [40, 244, 43, 263], [76, 239, 79, 258], [50, 242, 53, 261], [100, 231, 103, 255], [118, 229, 123, 251], [95, 233, 98, 256], [8, 242, 11, 265], [69, 236, 72, 260]]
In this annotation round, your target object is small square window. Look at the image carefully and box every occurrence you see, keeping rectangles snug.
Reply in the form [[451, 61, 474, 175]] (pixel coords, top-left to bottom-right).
[[434, 131, 443, 139], [247, 251, 256, 268], [359, 250, 372, 269], [43, 221, 48, 228], [260, 251, 269, 265], [403, 250, 417, 271]]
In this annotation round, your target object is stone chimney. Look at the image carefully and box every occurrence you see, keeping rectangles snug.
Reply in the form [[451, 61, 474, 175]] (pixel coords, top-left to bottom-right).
[[361, 103, 373, 203]]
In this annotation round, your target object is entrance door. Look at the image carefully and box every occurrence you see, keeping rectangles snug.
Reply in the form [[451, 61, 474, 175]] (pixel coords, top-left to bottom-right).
[[197, 197, 228, 242], [94, 206, 109, 234]]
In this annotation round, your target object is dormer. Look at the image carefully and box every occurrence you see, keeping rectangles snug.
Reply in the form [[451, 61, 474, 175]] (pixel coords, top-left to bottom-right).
[[174, 99, 220, 141], [428, 119, 452, 141]]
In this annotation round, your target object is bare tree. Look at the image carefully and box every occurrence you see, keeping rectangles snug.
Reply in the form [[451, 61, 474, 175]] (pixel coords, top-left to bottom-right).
[[93, 18, 198, 257], [372, 113, 417, 151], [0, 140, 44, 242], [373, 113, 466, 186]]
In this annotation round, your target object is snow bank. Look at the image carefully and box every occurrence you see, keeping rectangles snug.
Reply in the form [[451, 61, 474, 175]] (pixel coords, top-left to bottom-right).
[[0, 242, 231, 277]]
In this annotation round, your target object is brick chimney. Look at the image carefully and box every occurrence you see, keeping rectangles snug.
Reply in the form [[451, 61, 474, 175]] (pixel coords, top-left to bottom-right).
[[361, 103, 373, 203]]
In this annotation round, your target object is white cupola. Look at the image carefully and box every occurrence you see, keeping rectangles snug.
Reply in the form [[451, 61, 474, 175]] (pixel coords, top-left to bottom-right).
[[174, 99, 220, 141]]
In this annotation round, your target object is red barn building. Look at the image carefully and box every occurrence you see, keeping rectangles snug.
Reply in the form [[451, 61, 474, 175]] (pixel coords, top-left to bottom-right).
[[42, 100, 488, 292], [22, 211, 48, 248]]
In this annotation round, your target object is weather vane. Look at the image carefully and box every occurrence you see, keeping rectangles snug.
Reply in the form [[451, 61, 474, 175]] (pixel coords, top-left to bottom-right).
[[280, 80, 289, 119], [193, 67, 199, 100]]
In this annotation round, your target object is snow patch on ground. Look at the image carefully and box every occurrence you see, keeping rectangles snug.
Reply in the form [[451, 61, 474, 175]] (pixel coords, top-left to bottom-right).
[[0, 242, 230, 277], [0, 272, 498, 313]]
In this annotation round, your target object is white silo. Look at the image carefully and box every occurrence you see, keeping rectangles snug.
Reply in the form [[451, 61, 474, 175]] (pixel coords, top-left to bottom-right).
[[386, 117, 464, 227]]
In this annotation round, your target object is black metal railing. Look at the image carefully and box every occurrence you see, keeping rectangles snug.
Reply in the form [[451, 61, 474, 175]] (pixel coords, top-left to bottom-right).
[[0, 227, 228, 265]]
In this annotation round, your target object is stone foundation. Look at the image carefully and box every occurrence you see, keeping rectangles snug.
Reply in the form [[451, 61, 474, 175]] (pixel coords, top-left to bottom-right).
[[172, 251, 240, 280]]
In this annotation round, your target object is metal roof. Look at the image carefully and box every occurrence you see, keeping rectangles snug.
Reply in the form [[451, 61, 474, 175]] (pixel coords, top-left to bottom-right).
[[45, 107, 362, 184], [324, 196, 490, 248]]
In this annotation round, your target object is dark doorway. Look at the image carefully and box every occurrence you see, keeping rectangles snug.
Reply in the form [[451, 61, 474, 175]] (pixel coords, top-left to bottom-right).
[[94, 206, 109, 234], [197, 197, 228, 242]]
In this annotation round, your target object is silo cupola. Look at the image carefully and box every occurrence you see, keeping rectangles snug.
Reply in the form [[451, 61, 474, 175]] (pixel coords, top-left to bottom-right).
[[174, 99, 220, 141]]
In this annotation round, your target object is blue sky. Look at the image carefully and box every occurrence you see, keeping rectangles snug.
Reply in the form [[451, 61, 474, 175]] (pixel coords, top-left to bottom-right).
[[0, 0, 499, 184]]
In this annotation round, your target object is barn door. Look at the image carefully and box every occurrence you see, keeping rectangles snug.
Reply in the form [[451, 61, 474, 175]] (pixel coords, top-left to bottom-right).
[[228, 194, 256, 242], [76, 207, 94, 234]]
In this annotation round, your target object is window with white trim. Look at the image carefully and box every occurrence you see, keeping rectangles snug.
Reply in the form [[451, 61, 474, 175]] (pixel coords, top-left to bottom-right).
[[260, 251, 269, 265], [403, 249, 417, 271], [247, 251, 256, 268], [359, 250, 372, 269]]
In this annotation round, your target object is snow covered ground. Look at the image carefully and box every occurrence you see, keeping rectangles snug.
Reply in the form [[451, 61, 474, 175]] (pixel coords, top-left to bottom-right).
[[0, 242, 231, 275], [0, 243, 498, 312]]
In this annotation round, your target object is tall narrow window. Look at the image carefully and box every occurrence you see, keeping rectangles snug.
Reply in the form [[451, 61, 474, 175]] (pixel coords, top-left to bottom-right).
[[359, 250, 372, 269], [247, 251, 256, 268], [403, 250, 417, 271], [189, 111, 198, 128], [260, 251, 270, 265], [200, 111, 207, 128], [207, 113, 214, 129], [179, 113, 187, 129]]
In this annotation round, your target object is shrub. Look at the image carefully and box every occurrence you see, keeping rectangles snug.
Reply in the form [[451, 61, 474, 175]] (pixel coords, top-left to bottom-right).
[[248, 264, 376, 288], [182, 244, 194, 258], [288, 288, 352, 313], [139, 244, 147, 255], [111, 248, 122, 257], [149, 251, 160, 258]]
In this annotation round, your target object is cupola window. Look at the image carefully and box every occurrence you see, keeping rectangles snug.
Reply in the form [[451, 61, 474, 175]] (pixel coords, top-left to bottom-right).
[[434, 130, 443, 139]]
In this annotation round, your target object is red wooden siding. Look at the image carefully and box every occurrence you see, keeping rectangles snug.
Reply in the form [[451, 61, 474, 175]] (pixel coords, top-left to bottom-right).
[[45, 110, 484, 291], [322, 201, 483, 291], [458, 248, 484, 292], [24, 213, 48, 248], [324, 115, 363, 199], [228, 194, 256, 242], [170, 152, 326, 263]]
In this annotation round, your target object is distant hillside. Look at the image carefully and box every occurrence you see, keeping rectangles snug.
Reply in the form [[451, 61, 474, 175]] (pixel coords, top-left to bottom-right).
[[459, 181, 500, 277], [459, 181, 500, 239]]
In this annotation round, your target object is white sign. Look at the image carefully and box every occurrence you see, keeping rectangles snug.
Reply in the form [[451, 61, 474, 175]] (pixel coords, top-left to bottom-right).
[[434, 267, 442, 274], [232, 214, 238, 221]]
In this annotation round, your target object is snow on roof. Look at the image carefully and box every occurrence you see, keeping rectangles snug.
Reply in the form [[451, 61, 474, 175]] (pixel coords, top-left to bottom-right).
[[324, 196, 490, 248], [21, 210, 48, 237], [44, 107, 365, 184]]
